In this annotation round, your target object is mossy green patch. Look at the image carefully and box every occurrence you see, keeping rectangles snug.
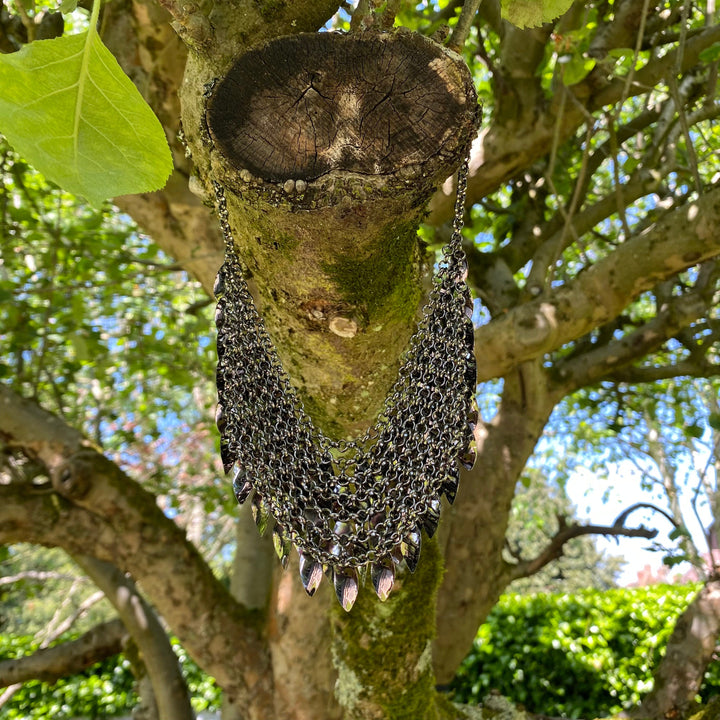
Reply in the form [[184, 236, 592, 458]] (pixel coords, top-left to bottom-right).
[[300, 393, 345, 437], [324, 216, 423, 320], [688, 697, 720, 720], [331, 538, 451, 719]]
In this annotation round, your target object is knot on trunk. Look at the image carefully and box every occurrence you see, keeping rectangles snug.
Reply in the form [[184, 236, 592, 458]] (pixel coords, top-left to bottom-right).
[[52, 450, 111, 500]]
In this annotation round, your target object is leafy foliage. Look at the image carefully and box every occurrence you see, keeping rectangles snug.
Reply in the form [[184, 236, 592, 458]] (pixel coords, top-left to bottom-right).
[[0, 1, 171, 206], [0, 137, 234, 568], [3, 586, 716, 719], [547, 377, 720, 575], [500, 0, 575, 28], [452, 585, 715, 718], [0, 635, 219, 719], [0, 545, 113, 637], [0, 139, 211, 436]]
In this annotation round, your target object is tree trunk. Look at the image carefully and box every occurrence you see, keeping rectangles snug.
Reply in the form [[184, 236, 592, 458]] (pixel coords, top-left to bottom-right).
[[183, 29, 478, 432], [71, 555, 194, 720], [634, 579, 720, 720], [267, 558, 342, 720], [0, 386, 276, 719], [434, 362, 557, 681], [179, 25, 478, 720]]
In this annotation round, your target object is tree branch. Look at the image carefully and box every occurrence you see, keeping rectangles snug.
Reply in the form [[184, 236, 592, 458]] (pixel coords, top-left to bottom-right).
[[39, 589, 106, 646], [0, 386, 275, 713], [448, 0, 482, 51], [0, 619, 126, 687], [552, 281, 717, 393], [0, 570, 83, 587], [526, 168, 665, 292], [507, 515, 658, 582], [72, 555, 193, 720], [473, 185, 720, 383], [428, 23, 720, 226], [612, 501, 679, 530], [607, 362, 720, 384], [590, 24, 720, 111]]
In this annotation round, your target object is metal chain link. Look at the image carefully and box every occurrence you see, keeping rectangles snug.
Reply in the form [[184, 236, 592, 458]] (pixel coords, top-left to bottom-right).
[[214, 153, 477, 609]]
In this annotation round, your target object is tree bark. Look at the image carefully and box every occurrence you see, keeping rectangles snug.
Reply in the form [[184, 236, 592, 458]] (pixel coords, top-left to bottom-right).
[[634, 580, 720, 720], [472, 186, 720, 384], [267, 559, 342, 720], [71, 555, 194, 720], [0, 386, 275, 720], [433, 361, 557, 682], [186, 29, 478, 433], [0, 619, 126, 686]]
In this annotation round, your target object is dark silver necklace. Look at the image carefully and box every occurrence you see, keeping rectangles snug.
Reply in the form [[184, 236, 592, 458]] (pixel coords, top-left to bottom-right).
[[214, 154, 476, 611]]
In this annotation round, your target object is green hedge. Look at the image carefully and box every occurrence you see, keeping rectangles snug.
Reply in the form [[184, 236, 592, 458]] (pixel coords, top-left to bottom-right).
[[2, 585, 717, 719], [451, 584, 715, 718], [0, 635, 220, 719]]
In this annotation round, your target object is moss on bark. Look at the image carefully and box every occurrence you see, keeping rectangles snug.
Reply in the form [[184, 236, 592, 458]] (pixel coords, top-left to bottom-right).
[[331, 538, 461, 720], [686, 697, 720, 720]]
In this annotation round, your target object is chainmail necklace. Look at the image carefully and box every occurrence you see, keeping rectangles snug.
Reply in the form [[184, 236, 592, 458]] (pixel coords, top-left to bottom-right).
[[214, 154, 477, 610]]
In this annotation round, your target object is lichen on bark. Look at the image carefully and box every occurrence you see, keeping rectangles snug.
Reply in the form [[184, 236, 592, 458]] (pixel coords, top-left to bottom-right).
[[176, 20, 480, 719], [330, 539, 464, 720], [183, 28, 478, 435]]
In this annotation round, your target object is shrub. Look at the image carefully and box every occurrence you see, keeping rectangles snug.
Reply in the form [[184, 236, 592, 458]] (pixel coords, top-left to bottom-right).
[[3, 585, 716, 719], [0, 635, 220, 719], [451, 584, 711, 718]]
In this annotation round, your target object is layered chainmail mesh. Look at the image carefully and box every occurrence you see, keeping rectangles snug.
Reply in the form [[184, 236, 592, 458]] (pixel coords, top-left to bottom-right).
[[214, 156, 477, 608]]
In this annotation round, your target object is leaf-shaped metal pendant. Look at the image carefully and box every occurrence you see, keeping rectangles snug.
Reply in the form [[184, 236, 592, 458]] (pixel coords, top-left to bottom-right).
[[299, 553, 323, 596], [422, 497, 442, 538], [371, 561, 394, 602], [272, 524, 292, 569], [401, 529, 422, 573], [458, 447, 476, 471], [333, 567, 359, 612], [232, 470, 253, 505], [442, 467, 460, 505], [251, 494, 269, 536]]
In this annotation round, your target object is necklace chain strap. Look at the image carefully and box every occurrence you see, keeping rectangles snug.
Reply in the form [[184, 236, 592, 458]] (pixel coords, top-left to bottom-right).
[[214, 155, 477, 609]]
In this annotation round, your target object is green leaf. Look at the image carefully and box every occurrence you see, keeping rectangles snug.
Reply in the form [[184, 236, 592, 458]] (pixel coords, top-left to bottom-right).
[[699, 42, 720, 64], [0, 20, 172, 206], [709, 413, 720, 431], [501, 0, 574, 28], [608, 47, 635, 59], [561, 55, 596, 86]]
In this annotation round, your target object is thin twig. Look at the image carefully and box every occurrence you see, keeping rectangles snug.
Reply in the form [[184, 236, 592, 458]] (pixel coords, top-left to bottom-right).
[[530, 120, 593, 291], [615, 0, 652, 115], [612, 501, 679, 529], [448, 0, 483, 51], [669, 1, 703, 192], [37, 589, 106, 646], [0, 571, 83, 587], [607, 112, 632, 240], [350, 0, 373, 31], [12, 0, 35, 41]]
